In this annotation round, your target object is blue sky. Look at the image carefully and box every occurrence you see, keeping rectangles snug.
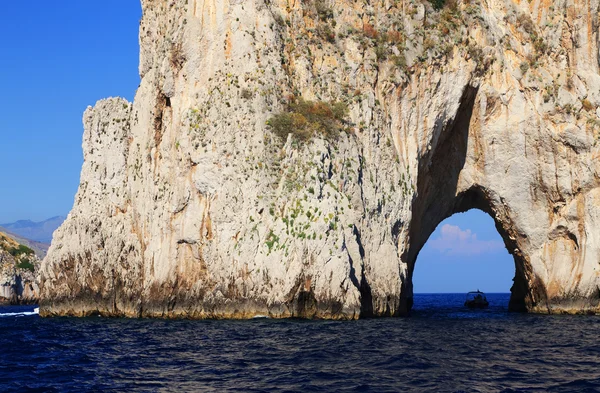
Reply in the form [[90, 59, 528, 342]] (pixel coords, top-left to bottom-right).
[[413, 209, 514, 293], [0, 2, 514, 292], [0, 2, 141, 223]]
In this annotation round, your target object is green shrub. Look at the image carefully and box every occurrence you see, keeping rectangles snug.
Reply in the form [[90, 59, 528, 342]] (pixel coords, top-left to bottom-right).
[[265, 230, 280, 254], [517, 13, 535, 35], [241, 88, 254, 100], [375, 42, 387, 61], [533, 35, 548, 55], [582, 99, 595, 112], [428, 0, 457, 11], [267, 98, 348, 143], [16, 258, 35, 272], [8, 244, 34, 257], [392, 54, 407, 71], [587, 117, 600, 129], [429, 0, 446, 10], [317, 24, 336, 43], [315, 0, 333, 20]]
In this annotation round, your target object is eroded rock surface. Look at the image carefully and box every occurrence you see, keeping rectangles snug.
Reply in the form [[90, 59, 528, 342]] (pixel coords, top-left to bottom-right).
[[41, 0, 600, 318], [1, 232, 41, 304]]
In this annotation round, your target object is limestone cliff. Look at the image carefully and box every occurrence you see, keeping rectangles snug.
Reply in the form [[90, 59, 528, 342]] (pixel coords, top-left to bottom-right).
[[1, 232, 40, 304], [41, 0, 600, 318]]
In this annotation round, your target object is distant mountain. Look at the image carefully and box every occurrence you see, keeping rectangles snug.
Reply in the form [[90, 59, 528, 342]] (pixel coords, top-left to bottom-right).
[[0, 216, 65, 244], [0, 229, 50, 258]]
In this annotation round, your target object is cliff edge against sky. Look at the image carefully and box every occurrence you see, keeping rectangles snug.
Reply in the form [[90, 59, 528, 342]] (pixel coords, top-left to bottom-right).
[[40, 0, 600, 318]]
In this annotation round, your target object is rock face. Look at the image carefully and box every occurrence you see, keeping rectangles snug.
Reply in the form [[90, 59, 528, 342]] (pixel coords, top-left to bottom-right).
[[1, 232, 41, 304], [40, 0, 600, 318]]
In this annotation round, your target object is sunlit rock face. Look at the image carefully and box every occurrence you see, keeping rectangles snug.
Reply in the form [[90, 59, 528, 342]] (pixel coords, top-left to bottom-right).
[[40, 0, 600, 318], [0, 232, 41, 304]]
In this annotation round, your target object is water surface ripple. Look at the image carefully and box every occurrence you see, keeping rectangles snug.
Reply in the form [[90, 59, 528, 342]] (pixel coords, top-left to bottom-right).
[[1, 294, 599, 392]]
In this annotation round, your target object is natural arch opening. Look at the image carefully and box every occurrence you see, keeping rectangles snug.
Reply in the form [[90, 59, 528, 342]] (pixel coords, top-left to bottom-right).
[[396, 85, 536, 315], [400, 185, 533, 314], [412, 209, 515, 305]]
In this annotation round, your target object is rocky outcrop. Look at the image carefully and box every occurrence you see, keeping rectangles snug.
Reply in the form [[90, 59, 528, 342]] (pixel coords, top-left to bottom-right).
[[0, 232, 41, 304], [41, 0, 600, 318]]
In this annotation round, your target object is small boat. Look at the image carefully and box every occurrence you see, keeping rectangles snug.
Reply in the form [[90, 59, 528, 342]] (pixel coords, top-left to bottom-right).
[[464, 290, 489, 309]]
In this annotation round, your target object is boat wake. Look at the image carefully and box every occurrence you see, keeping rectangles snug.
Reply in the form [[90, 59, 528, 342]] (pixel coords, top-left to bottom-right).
[[0, 308, 39, 318]]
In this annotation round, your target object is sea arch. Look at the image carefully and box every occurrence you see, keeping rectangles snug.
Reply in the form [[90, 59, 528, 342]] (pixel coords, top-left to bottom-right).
[[396, 86, 546, 315]]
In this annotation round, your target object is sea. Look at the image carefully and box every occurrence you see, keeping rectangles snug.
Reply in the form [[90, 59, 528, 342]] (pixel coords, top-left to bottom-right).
[[1, 293, 599, 392]]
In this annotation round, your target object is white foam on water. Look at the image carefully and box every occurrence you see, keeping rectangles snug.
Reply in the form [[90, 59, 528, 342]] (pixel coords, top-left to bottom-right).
[[252, 315, 270, 319], [0, 308, 39, 317]]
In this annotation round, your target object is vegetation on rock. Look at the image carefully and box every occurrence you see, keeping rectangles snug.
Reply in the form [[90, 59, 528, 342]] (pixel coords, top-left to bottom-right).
[[1, 230, 40, 304], [428, 0, 452, 10], [7, 244, 34, 257], [16, 258, 35, 272], [267, 98, 348, 143]]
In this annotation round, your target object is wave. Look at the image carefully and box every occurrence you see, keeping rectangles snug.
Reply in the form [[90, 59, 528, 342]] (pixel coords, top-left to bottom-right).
[[0, 307, 39, 318]]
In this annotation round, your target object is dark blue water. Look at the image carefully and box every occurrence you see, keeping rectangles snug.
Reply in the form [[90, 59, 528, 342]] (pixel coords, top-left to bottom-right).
[[1, 294, 599, 392]]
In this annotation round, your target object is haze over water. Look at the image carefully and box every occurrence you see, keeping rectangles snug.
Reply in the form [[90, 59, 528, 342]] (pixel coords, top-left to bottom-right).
[[2, 293, 599, 392]]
